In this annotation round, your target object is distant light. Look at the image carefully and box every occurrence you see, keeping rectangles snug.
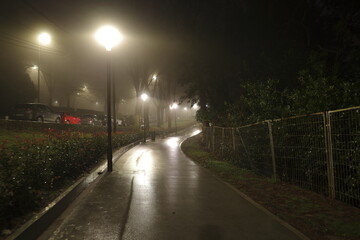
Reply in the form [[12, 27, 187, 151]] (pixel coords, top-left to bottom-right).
[[77, 92, 80, 96], [32, 65, 38, 70], [141, 93, 148, 102], [95, 26, 123, 51], [96, 102, 99, 105], [192, 103, 199, 110], [83, 85, 87, 90], [38, 33, 51, 45], [152, 74, 157, 81], [54, 100, 58, 104], [170, 103, 178, 110], [184, 107, 188, 111]]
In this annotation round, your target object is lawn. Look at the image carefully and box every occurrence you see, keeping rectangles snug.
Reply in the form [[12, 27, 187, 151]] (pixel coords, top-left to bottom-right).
[[181, 133, 360, 240]]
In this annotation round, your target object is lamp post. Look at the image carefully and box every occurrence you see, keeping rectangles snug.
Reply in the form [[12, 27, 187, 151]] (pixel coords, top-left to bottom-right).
[[37, 33, 51, 103], [141, 93, 149, 143], [95, 25, 123, 172], [170, 103, 178, 134]]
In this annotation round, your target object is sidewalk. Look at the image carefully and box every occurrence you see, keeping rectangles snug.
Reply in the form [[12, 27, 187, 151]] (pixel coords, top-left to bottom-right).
[[38, 127, 307, 240]]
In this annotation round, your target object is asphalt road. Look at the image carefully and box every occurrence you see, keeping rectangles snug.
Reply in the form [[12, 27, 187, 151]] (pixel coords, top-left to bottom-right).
[[38, 127, 306, 240]]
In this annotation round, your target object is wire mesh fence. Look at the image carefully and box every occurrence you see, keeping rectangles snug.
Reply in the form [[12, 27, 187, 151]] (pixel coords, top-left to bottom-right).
[[328, 107, 360, 207], [202, 106, 360, 207]]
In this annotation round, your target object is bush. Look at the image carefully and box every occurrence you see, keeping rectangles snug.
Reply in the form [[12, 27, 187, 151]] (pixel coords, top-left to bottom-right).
[[0, 129, 142, 230]]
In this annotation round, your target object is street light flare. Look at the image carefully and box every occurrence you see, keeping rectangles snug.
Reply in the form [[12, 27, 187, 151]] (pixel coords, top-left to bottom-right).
[[170, 103, 178, 110], [95, 25, 123, 51], [38, 32, 51, 45], [141, 93, 148, 102]]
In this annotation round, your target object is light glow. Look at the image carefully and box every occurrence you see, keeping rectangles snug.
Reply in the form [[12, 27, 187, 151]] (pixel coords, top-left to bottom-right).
[[38, 33, 51, 45], [95, 25, 123, 51], [141, 93, 148, 102], [166, 137, 180, 148], [170, 103, 178, 110], [191, 129, 201, 136]]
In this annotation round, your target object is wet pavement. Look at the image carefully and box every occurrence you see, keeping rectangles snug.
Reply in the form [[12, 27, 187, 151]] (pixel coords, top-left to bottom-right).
[[38, 127, 306, 240]]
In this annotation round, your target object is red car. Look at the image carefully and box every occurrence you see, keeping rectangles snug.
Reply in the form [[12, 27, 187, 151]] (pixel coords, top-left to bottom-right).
[[60, 112, 81, 124]]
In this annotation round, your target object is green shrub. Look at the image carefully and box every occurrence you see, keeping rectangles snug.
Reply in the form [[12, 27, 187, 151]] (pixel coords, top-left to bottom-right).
[[0, 129, 142, 230]]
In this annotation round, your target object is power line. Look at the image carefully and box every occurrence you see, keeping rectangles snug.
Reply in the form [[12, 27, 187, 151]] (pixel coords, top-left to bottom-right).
[[0, 33, 66, 56], [21, 0, 71, 36]]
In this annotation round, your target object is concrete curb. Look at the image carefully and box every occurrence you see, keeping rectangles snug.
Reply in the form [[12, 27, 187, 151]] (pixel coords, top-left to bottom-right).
[[179, 132, 310, 240], [8, 141, 141, 240]]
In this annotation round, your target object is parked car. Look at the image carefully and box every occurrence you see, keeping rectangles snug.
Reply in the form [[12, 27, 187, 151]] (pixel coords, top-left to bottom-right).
[[80, 114, 102, 126], [11, 103, 61, 123], [101, 115, 123, 126], [60, 112, 81, 124]]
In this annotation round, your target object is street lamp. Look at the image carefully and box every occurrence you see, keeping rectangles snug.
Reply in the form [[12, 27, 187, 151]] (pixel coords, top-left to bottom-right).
[[170, 103, 178, 134], [95, 25, 123, 172], [141, 93, 149, 143], [37, 32, 51, 103]]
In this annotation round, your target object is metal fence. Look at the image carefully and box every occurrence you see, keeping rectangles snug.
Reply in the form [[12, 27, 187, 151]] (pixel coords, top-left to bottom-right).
[[202, 106, 360, 207]]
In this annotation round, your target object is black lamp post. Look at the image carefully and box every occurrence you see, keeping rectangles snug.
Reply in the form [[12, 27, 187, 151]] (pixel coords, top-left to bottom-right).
[[171, 103, 178, 134], [95, 25, 123, 172], [141, 93, 149, 143]]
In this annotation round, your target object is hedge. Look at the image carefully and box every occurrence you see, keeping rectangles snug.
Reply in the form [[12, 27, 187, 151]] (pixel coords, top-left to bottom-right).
[[0, 128, 142, 231]]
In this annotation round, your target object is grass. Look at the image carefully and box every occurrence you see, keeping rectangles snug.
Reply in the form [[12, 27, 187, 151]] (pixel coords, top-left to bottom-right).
[[181, 134, 360, 240]]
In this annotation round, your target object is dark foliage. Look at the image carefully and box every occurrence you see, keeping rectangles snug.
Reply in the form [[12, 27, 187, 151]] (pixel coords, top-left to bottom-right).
[[0, 129, 142, 230], [0, 57, 36, 117], [178, 1, 360, 125]]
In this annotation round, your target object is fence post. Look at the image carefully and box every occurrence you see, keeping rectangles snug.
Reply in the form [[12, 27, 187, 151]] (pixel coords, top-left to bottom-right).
[[232, 128, 236, 151], [324, 112, 336, 200], [266, 120, 277, 181], [205, 127, 210, 150], [211, 126, 215, 152], [221, 127, 225, 154]]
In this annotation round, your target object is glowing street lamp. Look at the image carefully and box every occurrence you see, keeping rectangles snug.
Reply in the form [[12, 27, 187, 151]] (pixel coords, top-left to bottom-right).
[[37, 32, 51, 103], [95, 25, 123, 172]]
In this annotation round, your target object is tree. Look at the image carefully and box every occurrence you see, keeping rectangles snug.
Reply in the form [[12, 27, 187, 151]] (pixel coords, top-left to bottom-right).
[[0, 58, 36, 116]]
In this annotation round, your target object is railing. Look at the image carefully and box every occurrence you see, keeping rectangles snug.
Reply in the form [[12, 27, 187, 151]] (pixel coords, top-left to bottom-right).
[[202, 106, 360, 207]]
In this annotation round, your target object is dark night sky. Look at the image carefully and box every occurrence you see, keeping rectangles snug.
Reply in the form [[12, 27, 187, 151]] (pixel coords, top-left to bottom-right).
[[1, 0, 359, 113]]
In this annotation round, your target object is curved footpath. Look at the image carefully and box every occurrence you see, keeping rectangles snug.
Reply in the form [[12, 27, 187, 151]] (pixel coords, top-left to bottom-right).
[[22, 126, 307, 240]]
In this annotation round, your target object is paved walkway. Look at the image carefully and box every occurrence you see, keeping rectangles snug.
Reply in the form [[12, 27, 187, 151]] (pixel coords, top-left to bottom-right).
[[38, 127, 306, 240]]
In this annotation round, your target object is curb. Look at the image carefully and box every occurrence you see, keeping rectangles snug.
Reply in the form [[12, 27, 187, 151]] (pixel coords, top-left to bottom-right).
[[8, 141, 141, 240]]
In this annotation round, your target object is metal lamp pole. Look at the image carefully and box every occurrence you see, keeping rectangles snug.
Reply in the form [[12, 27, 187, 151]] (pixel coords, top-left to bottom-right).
[[95, 25, 123, 172], [143, 102, 146, 143], [141, 93, 148, 143], [175, 108, 177, 134], [37, 44, 41, 103], [106, 50, 113, 172]]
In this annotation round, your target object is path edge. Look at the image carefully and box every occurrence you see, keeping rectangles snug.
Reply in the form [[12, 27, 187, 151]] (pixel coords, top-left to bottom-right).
[[8, 140, 141, 240]]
